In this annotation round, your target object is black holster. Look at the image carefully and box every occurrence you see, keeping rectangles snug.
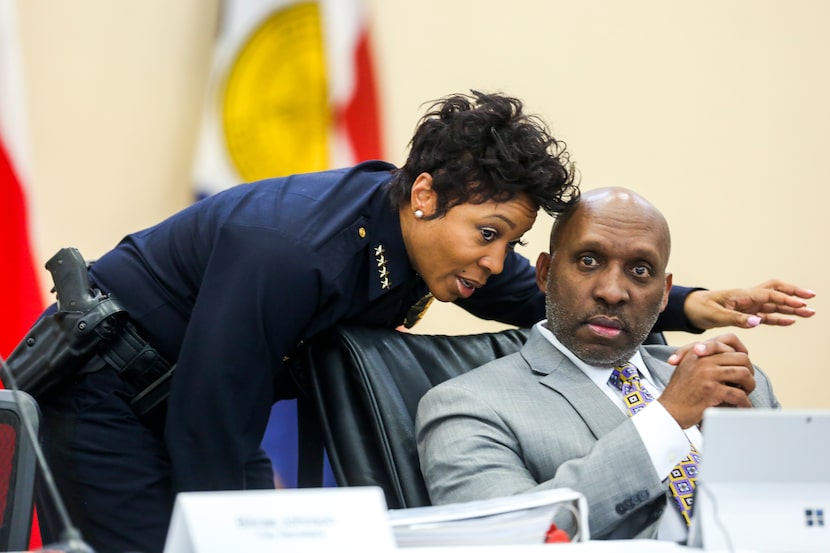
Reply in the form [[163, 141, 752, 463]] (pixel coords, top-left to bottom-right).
[[5, 309, 174, 431], [1, 247, 174, 431]]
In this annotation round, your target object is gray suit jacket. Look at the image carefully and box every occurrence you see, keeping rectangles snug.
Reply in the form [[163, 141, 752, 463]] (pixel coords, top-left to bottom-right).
[[415, 326, 780, 540]]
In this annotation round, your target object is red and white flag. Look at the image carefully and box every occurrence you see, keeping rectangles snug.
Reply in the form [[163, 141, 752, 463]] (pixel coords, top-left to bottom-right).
[[0, 1, 43, 359], [191, 0, 383, 198], [0, 6, 44, 550]]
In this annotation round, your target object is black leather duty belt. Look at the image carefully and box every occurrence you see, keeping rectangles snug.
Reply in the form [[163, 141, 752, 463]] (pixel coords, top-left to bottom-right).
[[99, 321, 175, 431]]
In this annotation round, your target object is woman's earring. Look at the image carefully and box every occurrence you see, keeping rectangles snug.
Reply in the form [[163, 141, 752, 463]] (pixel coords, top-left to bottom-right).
[[413, 209, 424, 219]]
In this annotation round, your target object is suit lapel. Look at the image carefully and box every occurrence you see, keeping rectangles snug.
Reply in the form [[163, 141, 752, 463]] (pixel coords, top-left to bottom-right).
[[520, 328, 627, 439]]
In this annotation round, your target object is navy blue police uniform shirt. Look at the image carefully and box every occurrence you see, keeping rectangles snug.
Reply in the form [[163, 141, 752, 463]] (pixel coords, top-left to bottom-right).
[[87, 160, 696, 493]]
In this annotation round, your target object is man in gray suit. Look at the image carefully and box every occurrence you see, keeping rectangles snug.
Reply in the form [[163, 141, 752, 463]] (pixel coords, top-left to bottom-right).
[[415, 187, 779, 542]]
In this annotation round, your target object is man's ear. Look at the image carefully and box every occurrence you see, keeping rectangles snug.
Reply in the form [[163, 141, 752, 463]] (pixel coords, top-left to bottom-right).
[[660, 272, 673, 312], [410, 173, 436, 215], [535, 252, 551, 293]]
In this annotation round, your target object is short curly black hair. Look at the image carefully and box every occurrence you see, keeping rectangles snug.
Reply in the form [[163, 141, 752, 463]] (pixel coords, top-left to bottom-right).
[[386, 90, 579, 218]]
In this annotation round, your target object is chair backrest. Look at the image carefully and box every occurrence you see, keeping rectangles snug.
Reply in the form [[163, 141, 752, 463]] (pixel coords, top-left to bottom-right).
[[294, 325, 667, 510], [0, 389, 39, 551], [294, 325, 530, 509]]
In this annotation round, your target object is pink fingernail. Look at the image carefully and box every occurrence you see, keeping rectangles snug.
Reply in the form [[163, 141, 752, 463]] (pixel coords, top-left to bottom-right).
[[748, 316, 762, 327]]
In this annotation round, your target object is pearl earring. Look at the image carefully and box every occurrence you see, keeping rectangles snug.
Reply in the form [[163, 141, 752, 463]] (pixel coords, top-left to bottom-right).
[[413, 209, 424, 219]]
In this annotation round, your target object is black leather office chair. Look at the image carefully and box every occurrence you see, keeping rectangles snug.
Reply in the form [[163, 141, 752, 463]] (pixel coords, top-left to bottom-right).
[[294, 325, 529, 508], [294, 325, 667, 509], [0, 389, 39, 551]]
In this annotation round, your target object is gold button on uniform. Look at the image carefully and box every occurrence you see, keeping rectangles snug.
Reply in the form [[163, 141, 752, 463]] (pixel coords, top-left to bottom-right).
[[358, 227, 367, 238]]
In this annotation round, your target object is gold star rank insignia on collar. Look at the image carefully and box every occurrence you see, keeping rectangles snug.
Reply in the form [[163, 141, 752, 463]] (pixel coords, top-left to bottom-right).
[[374, 244, 392, 290]]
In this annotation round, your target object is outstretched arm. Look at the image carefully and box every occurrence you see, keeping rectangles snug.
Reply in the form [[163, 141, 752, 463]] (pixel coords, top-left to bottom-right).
[[682, 279, 815, 330]]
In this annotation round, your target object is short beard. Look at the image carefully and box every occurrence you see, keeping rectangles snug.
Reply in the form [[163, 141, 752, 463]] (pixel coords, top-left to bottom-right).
[[545, 289, 661, 368]]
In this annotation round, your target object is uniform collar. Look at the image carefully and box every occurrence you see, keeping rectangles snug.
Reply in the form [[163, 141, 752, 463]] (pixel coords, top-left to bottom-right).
[[366, 185, 418, 302]]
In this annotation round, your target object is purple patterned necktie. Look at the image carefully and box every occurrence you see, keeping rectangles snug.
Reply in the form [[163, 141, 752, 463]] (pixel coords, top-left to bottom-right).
[[609, 362, 700, 526]]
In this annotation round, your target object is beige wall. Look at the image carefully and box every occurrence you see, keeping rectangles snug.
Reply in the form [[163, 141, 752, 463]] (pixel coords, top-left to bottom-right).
[[17, 1, 828, 408]]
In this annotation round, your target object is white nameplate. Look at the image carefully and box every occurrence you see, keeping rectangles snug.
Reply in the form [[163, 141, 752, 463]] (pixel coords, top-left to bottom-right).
[[163, 486, 395, 553]]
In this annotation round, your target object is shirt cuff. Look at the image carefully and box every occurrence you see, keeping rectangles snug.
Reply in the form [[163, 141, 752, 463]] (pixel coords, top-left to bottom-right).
[[632, 401, 693, 479]]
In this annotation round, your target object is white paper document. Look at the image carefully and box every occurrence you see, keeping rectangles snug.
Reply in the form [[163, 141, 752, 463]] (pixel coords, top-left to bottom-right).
[[387, 487, 589, 548]]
